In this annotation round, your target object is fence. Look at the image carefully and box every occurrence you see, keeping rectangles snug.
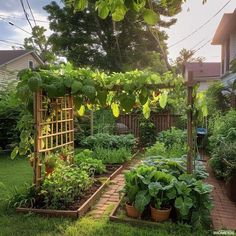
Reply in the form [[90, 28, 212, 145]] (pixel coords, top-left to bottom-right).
[[116, 113, 181, 138]]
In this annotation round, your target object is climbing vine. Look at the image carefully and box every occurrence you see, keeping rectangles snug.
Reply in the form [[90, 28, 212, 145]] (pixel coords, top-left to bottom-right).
[[13, 63, 207, 159]]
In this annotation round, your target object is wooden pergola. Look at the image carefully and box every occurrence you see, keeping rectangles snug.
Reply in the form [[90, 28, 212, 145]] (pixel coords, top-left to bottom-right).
[[32, 72, 196, 188]]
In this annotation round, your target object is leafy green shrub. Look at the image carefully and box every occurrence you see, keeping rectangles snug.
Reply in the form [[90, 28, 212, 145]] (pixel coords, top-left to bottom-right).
[[123, 159, 212, 228], [209, 141, 236, 180], [158, 127, 187, 149], [82, 133, 136, 150], [139, 117, 156, 147], [208, 110, 236, 151], [146, 142, 166, 157], [75, 150, 106, 175], [146, 127, 187, 158], [93, 147, 132, 164], [143, 156, 208, 180], [41, 164, 93, 209], [0, 86, 22, 150]]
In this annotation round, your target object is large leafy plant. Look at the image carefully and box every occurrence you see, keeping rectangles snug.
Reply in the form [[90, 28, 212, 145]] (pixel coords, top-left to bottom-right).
[[41, 163, 93, 209], [82, 133, 136, 150], [74, 150, 106, 175]]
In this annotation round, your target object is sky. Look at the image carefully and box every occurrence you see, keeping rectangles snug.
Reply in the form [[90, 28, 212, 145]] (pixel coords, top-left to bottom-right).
[[0, 0, 235, 63]]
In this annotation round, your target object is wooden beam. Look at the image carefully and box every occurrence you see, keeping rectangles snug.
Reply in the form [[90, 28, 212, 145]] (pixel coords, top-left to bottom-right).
[[187, 71, 194, 174]]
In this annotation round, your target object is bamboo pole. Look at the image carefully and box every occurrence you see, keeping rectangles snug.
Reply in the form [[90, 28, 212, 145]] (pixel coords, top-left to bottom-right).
[[33, 91, 42, 189], [187, 71, 194, 174]]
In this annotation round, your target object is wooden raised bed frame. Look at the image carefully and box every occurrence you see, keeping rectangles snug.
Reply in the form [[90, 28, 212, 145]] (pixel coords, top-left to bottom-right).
[[16, 164, 124, 218], [109, 198, 162, 228]]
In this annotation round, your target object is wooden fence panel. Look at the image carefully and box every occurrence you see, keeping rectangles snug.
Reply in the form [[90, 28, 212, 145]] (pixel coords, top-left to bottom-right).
[[116, 113, 180, 138]]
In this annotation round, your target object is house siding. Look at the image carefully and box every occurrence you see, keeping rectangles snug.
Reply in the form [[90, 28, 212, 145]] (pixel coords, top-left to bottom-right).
[[230, 30, 236, 62], [0, 53, 41, 90]]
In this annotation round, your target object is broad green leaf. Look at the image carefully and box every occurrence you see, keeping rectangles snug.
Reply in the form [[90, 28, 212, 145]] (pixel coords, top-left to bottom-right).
[[143, 9, 159, 25], [11, 146, 19, 159], [175, 196, 193, 216], [148, 182, 162, 197], [120, 94, 136, 112], [142, 100, 150, 119], [159, 91, 168, 108], [134, 190, 151, 213], [97, 90, 108, 106], [74, 0, 88, 11], [77, 105, 85, 116], [194, 181, 212, 195], [112, 5, 127, 21], [132, 0, 146, 12], [111, 103, 120, 117], [71, 81, 83, 94], [98, 3, 110, 19]]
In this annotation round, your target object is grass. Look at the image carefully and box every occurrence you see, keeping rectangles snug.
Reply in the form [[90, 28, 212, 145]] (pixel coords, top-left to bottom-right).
[[0, 154, 213, 236]]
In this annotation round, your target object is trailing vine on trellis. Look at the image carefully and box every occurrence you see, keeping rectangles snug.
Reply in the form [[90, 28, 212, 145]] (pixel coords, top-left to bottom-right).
[[12, 63, 208, 159]]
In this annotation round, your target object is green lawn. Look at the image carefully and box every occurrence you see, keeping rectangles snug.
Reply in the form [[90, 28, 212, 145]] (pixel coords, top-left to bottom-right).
[[0, 155, 212, 236]]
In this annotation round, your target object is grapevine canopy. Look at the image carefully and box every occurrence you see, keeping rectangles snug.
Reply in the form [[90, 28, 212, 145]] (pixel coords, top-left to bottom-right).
[[16, 63, 183, 119]]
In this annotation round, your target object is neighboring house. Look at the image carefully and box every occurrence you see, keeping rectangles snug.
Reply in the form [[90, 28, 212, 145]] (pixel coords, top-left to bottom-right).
[[184, 62, 221, 91], [0, 50, 44, 89], [212, 9, 236, 86]]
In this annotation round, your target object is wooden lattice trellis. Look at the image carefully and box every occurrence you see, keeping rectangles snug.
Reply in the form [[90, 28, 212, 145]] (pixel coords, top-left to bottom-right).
[[33, 91, 74, 188]]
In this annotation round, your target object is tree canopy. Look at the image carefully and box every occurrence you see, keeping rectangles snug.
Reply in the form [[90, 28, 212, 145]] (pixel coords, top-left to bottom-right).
[[44, 0, 182, 72]]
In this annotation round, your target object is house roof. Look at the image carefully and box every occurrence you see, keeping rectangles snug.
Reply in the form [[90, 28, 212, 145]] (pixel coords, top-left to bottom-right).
[[212, 9, 236, 45], [0, 50, 44, 67], [185, 62, 221, 78]]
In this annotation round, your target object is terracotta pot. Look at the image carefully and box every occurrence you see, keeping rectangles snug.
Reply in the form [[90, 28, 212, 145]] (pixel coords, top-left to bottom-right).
[[45, 165, 54, 176], [125, 202, 141, 218], [150, 205, 171, 222]]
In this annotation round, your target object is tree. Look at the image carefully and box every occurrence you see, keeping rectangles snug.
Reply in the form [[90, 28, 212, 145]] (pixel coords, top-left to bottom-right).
[[24, 26, 55, 63], [62, 0, 206, 25], [174, 48, 204, 75], [44, 1, 181, 72]]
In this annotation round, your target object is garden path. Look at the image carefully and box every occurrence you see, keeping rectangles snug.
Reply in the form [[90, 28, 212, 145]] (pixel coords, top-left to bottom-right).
[[89, 157, 141, 218], [205, 155, 236, 230]]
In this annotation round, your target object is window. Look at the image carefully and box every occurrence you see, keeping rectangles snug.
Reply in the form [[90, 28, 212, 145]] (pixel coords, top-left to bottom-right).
[[28, 60, 34, 69]]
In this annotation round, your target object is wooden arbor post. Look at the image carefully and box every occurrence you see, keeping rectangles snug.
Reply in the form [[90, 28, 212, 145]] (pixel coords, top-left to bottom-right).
[[187, 71, 194, 174]]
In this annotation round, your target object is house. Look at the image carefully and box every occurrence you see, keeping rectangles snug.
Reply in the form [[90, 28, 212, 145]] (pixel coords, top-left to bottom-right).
[[212, 9, 236, 86], [184, 62, 221, 91], [0, 50, 44, 89]]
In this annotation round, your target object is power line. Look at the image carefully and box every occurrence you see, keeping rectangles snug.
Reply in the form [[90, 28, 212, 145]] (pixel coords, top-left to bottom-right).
[[169, 0, 232, 48], [0, 39, 24, 46], [193, 38, 212, 54], [20, 0, 33, 29], [26, 0, 37, 26], [0, 16, 32, 35], [0, 15, 48, 23]]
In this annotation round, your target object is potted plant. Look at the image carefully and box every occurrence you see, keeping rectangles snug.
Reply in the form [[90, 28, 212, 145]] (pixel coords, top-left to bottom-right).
[[148, 180, 175, 222], [44, 153, 58, 176], [123, 167, 151, 218]]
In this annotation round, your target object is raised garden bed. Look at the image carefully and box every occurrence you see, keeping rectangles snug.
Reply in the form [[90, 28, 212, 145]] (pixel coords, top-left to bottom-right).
[[16, 164, 124, 218], [109, 199, 170, 227]]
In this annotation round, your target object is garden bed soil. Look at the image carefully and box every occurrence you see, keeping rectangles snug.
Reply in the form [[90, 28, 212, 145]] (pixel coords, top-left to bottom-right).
[[109, 199, 175, 227], [16, 164, 124, 218]]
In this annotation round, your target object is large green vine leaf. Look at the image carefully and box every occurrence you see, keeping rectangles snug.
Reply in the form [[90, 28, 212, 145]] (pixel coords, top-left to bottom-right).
[[134, 190, 151, 213], [111, 102, 120, 117], [142, 100, 151, 119], [175, 196, 193, 216]]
